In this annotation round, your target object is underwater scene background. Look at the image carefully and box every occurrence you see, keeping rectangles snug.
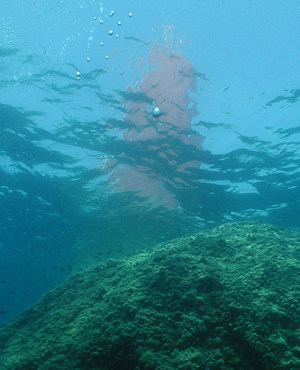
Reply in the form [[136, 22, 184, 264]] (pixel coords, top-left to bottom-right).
[[0, 0, 299, 336]]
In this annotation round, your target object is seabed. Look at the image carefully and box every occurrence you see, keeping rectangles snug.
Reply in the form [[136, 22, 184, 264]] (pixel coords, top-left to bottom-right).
[[0, 221, 299, 369]]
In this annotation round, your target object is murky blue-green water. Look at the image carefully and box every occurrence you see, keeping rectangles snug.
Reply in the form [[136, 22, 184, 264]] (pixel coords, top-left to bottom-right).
[[0, 0, 299, 323]]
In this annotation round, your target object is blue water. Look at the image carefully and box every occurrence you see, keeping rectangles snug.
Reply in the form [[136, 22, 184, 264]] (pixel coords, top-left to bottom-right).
[[0, 0, 299, 324]]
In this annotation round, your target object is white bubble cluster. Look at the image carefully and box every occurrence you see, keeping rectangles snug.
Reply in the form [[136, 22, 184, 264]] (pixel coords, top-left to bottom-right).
[[83, 8, 134, 63]]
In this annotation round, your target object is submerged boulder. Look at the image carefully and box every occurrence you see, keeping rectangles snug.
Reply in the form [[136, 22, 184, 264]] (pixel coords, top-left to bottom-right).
[[0, 221, 299, 369]]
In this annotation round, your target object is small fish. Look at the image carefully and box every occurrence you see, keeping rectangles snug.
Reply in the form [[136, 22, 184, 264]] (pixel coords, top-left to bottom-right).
[[0, 310, 7, 315]]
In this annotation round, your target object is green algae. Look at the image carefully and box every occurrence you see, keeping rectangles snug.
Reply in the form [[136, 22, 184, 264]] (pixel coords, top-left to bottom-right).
[[0, 221, 299, 369]]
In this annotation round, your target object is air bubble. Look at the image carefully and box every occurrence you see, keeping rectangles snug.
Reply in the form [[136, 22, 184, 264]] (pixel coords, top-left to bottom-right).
[[152, 107, 161, 117], [108, 30, 113, 36]]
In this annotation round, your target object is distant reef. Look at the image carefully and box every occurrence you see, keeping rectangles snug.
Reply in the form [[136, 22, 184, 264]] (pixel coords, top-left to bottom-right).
[[0, 222, 299, 369]]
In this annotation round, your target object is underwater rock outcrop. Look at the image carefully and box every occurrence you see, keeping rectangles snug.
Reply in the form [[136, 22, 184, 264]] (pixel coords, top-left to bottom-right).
[[0, 222, 299, 369]]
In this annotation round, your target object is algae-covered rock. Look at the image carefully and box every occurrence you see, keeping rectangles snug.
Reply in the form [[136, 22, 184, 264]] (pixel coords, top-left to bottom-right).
[[0, 222, 299, 369]]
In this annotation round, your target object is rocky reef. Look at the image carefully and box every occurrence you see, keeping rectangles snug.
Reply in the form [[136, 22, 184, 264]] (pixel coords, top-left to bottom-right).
[[0, 221, 299, 369]]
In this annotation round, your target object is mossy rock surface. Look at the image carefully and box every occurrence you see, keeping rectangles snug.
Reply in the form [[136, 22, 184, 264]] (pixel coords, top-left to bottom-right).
[[0, 221, 299, 369]]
